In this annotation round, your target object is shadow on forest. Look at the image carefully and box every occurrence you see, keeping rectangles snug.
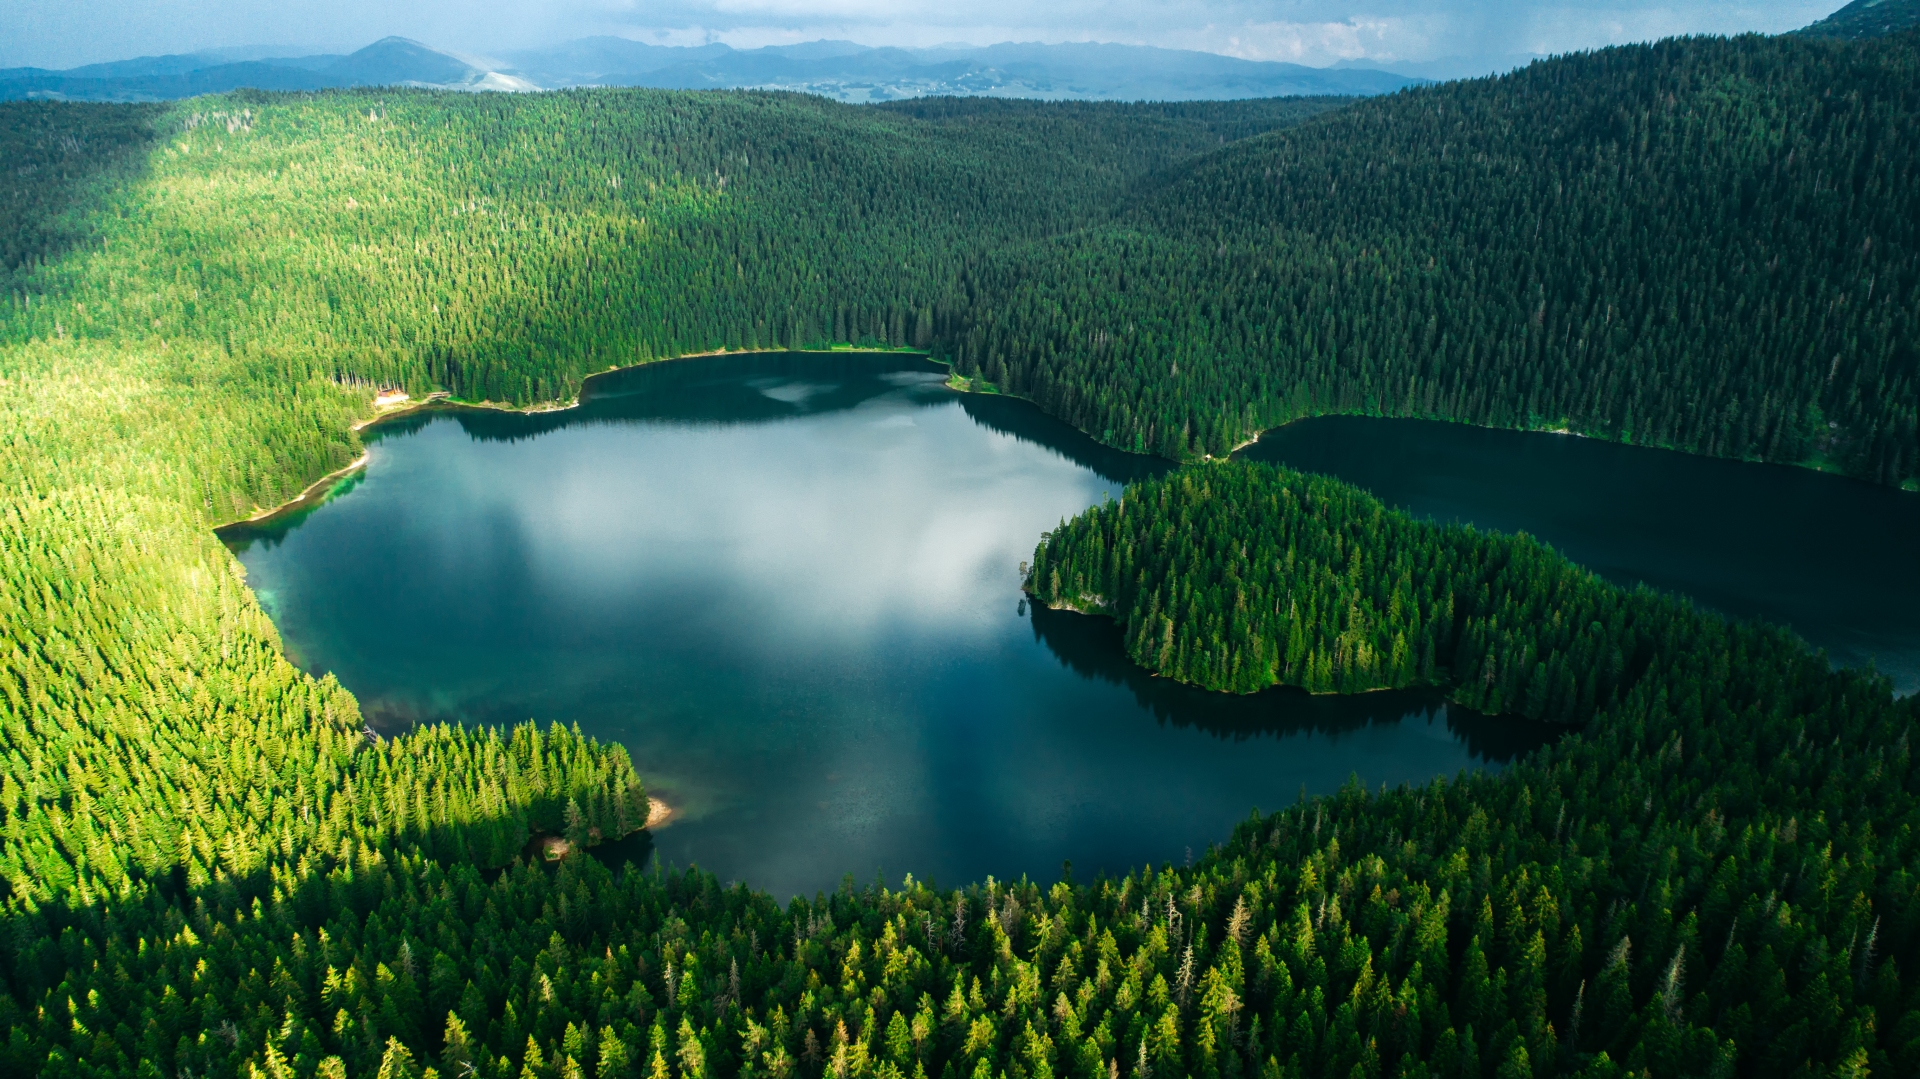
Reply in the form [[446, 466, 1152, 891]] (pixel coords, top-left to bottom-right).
[[954, 392, 1173, 485], [0, 101, 165, 285], [586, 828, 659, 873], [1025, 601, 1562, 763], [0, 807, 664, 1003]]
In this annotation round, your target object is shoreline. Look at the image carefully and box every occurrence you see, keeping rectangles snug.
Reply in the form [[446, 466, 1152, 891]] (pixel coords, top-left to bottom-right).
[[1226, 412, 1915, 493], [214, 452, 369, 532], [217, 346, 937, 532], [349, 390, 454, 431], [353, 346, 935, 434], [215, 342, 1914, 543], [536, 795, 676, 862]]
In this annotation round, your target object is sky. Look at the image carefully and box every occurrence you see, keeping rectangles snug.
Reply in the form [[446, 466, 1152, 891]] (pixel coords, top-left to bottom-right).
[[4, 0, 1843, 72]]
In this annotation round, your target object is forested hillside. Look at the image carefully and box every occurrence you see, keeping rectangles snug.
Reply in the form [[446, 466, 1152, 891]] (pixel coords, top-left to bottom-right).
[[3, 18, 1919, 1079], [2, 91, 1338, 421], [1800, 0, 1920, 40], [946, 31, 1920, 484]]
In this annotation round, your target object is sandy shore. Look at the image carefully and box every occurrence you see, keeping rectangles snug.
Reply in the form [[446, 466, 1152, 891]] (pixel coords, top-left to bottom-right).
[[350, 391, 452, 431], [645, 796, 677, 830], [216, 452, 369, 530]]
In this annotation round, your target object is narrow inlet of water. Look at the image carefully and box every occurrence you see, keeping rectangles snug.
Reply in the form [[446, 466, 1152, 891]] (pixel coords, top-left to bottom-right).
[[1241, 416, 1920, 696], [225, 354, 1549, 897]]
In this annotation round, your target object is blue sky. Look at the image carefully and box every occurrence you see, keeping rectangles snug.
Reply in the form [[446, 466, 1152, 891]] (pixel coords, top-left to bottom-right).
[[6, 0, 1842, 71]]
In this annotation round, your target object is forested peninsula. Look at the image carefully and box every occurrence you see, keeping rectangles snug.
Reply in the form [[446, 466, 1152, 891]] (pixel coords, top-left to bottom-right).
[[1, 16, 1917, 1079]]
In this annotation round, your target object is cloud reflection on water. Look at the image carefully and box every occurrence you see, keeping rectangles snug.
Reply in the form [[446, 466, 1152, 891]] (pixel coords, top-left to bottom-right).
[[227, 353, 1547, 897]]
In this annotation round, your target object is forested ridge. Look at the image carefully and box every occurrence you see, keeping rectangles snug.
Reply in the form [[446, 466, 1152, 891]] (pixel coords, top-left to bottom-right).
[[946, 31, 1920, 483], [2, 16, 1918, 1079], [1800, 0, 1920, 41]]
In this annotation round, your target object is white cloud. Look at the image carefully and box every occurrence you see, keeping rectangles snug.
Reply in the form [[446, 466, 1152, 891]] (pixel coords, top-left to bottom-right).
[[414, 384, 1111, 649]]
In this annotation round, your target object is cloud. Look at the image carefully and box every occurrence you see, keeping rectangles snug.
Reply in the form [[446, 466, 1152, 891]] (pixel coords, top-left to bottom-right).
[[584, 0, 1838, 62], [6, 0, 1842, 71]]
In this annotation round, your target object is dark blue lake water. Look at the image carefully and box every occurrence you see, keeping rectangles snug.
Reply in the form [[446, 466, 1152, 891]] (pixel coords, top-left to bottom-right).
[[1241, 416, 1920, 696], [226, 354, 1543, 897]]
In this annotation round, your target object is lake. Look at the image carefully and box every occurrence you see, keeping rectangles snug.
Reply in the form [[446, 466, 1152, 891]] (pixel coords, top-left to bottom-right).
[[225, 353, 1545, 898], [1241, 417, 1920, 696]]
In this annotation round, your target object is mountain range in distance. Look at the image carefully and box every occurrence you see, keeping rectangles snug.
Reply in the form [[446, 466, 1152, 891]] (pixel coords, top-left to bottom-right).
[[494, 38, 1427, 101], [6, 0, 1910, 106], [0, 38, 538, 101], [0, 35, 1423, 104]]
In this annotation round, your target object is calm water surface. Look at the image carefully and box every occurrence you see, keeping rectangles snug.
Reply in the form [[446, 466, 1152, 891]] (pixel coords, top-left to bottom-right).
[[227, 355, 1543, 897], [1242, 417, 1920, 695]]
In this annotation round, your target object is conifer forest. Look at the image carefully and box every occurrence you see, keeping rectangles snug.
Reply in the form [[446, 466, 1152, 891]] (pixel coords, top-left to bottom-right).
[[1, 12, 1917, 1079]]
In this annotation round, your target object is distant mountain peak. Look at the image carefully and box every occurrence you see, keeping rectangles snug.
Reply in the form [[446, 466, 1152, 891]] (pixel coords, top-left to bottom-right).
[[326, 37, 486, 87]]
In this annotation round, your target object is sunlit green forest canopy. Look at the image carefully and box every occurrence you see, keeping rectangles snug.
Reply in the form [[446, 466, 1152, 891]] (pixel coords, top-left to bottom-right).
[[2, 89, 1345, 429], [1, 19, 1918, 1079]]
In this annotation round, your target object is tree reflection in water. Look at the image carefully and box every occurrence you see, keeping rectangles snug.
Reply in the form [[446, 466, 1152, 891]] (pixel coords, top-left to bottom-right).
[[1027, 601, 1559, 763]]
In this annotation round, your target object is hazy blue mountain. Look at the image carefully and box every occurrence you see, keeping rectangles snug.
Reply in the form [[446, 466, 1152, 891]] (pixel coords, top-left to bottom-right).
[[499, 38, 1424, 101], [1798, 0, 1920, 38], [53, 54, 286, 80], [5, 0, 1908, 105], [2, 34, 1420, 104], [0, 61, 339, 101], [322, 37, 481, 87], [0, 37, 531, 102]]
